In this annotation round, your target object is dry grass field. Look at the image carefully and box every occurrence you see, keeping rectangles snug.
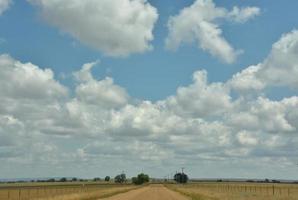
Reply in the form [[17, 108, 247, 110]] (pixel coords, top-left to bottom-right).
[[0, 182, 138, 200], [167, 182, 298, 200], [2, 182, 298, 200]]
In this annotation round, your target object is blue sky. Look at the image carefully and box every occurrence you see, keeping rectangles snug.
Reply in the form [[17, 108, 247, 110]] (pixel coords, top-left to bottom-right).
[[0, 0, 298, 179], [1, 0, 297, 100]]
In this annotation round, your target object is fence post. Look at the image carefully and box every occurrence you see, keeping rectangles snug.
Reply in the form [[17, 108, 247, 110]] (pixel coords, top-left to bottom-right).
[[18, 189, 21, 200], [7, 190, 10, 199]]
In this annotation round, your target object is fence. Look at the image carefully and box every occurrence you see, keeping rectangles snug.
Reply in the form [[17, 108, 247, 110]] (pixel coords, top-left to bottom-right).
[[186, 183, 298, 197], [0, 183, 122, 200]]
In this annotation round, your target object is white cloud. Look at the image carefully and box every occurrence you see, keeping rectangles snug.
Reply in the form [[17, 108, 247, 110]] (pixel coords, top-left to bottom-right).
[[29, 0, 158, 57], [237, 131, 259, 146], [1, 26, 298, 180], [0, 115, 24, 147], [228, 64, 265, 94], [281, 97, 298, 131], [228, 30, 298, 92], [74, 61, 99, 83], [227, 97, 297, 133], [74, 62, 129, 108], [227, 6, 260, 23], [258, 30, 298, 88], [165, 0, 260, 63], [0, 0, 11, 15], [165, 70, 232, 117], [81, 140, 173, 161], [251, 97, 296, 133], [0, 54, 67, 100]]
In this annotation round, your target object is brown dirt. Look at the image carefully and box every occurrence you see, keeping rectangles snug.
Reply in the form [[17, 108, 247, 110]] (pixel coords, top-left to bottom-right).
[[99, 184, 190, 200]]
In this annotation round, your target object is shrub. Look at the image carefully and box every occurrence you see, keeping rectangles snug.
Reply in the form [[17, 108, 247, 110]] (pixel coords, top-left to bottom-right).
[[174, 173, 188, 184], [59, 177, 67, 182], [132, 173, 150, 185], [114, 173, 126, 183], [93, 177, 101, 181], [105, 176, 110, 182]]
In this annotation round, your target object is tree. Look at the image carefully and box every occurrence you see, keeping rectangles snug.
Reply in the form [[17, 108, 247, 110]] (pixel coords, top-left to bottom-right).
[[59, 177, 67, 182], [132, 173, 150, 185], [114, 173, 126, 183], [72, 178, 78, 182], [93, 177, 101, 182], [174, 172, 188, 184], [105, 176, 110, 182]]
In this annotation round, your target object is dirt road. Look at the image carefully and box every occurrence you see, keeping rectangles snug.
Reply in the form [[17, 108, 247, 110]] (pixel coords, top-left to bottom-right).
[[100, 184, 189, 200]]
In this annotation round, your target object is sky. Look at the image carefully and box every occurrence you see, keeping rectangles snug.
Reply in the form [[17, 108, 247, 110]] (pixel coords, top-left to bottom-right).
[[0, 0, 298, 180]]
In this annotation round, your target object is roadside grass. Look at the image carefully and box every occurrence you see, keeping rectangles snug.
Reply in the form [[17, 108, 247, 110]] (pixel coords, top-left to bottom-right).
[[165, 184, 217, 200], [166, 183, 298, 200], [31, 186, 140, 200], [0, 182, 142, 200], [97, 186, 142, 199]]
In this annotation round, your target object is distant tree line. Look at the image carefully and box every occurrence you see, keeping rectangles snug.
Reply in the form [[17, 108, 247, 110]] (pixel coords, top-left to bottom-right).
[[27, 176, 111, 183]]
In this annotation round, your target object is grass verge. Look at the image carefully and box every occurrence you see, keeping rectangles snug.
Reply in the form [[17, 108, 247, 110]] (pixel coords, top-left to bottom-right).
[[96, 186, 141, 199], [34, 186, 141, 200], [165, 184, 218, 200]]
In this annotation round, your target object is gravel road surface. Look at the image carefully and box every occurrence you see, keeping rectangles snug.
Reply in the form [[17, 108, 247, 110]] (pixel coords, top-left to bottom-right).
[[100, 184, 189, 200]]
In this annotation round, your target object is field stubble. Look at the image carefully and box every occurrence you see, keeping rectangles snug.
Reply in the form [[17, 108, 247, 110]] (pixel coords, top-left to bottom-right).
[[167, 182, 298, 200], [0, 183, 138, 200]]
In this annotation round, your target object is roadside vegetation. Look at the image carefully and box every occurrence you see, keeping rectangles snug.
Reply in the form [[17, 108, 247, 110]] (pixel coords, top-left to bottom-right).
[[0, 183, 138, 200], [167, 182, 298, 200], [132, 173, 150, 185]]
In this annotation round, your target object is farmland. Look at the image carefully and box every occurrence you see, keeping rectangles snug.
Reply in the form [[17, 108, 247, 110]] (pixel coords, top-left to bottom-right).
[[0, 182, 138, 200], [1, 181, 298, 200], [167, 182, 298, 200]]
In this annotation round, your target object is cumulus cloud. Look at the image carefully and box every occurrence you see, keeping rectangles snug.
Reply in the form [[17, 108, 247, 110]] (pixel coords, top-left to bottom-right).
[[227, 97, 296, 133], [228, 30, 298, 92], [165, 0, 260, 63], [0, 115, 24, 147], [1, 29, 298, 178], [81, 140, 173, 161], [74, 61, 129, 108], [0, 54, 67, 100], [0, 0, 11, 15], [28, 0, 158, 57], [236, 131, 259, 146], [165, 70, 232, 117], [228, 64, 265, 94], [0, 55, 77, 141], [257, 30, 298, 88]]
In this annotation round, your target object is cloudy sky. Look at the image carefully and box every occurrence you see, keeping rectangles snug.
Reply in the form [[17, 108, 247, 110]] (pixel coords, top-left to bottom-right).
[[0, 0, 298, 180]]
